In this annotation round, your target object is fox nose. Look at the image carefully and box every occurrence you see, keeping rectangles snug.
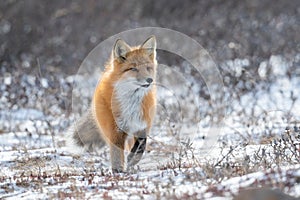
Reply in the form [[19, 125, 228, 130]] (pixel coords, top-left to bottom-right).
[[146, 78, 153, 84]]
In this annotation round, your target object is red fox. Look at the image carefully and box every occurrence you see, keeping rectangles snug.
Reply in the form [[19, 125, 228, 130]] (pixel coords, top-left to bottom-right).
[[70, 36, 157, 172]]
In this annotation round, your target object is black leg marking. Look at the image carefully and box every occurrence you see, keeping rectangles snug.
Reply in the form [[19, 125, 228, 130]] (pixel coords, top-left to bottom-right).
[[127, 137, 147, 167]]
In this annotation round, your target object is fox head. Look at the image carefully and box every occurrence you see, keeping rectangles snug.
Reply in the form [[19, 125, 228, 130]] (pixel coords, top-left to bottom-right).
[[111, 36, 157, 91]]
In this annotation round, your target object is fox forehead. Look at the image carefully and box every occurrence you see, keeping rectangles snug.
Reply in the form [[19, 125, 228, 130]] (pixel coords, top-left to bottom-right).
[[124, 62, 153, 68], [126, 50, 154, 64]]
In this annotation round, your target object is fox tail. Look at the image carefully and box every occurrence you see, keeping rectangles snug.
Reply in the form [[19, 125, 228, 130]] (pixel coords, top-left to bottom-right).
[[67, 109, 105, 153]]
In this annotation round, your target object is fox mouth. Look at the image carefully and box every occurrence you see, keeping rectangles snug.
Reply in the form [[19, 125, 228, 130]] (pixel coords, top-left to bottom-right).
[[133, 83, 152, 93], [135, 82, 151, 88], [141, 84, 150, 88]]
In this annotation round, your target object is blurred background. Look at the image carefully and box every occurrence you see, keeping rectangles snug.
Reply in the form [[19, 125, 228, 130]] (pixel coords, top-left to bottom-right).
[[1, 0, 299, 75], [0, 1, 300, 198]]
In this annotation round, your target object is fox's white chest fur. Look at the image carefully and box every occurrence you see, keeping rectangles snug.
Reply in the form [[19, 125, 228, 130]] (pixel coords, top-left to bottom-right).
[[113, 80, 148, 135]]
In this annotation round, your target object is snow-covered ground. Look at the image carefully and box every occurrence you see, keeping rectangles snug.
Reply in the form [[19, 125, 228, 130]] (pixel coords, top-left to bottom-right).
[[0, 54, 299, 199]]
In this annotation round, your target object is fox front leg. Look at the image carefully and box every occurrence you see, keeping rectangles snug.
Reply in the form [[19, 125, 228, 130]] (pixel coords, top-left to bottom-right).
[[109, 132, 126, 173], [127, 137, 147, 168]]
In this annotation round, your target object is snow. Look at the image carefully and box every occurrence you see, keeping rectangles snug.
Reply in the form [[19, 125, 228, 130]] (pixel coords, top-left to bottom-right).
[[269, 55, 289, 76]]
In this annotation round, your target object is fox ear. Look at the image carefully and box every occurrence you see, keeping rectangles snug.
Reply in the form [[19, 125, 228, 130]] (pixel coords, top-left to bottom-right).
[[141, 36, 156, 57], [113, 39, 131, 60]]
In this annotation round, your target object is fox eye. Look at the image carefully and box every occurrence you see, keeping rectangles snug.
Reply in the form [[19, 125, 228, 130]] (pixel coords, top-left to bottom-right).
[[129, 67, 138, 72], [124, 67, 138, 73]]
